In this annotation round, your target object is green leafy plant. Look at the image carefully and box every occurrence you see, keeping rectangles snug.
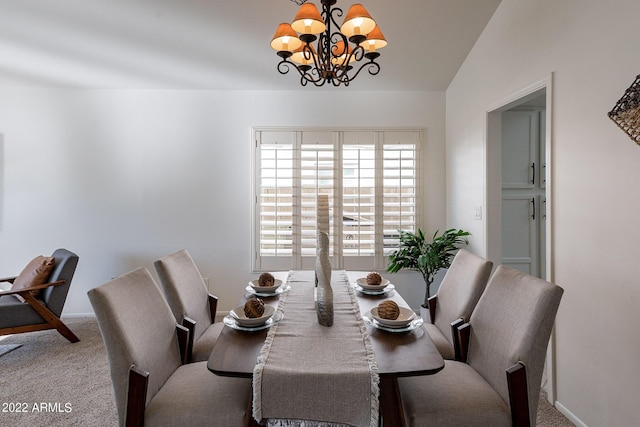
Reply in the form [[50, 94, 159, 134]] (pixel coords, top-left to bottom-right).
[[386, 228, 470, 308]]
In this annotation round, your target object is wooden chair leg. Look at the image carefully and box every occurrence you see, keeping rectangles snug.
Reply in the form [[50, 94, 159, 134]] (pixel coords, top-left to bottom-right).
[[176, 324, 190, 365], [22, 293, 79, 343], [181, 316, 196, 363], [507, 362, 531, 427], [450, 317, 465, 361], [208, 293, 218, 323], [427, 295, 437, 324], [456, 322, 471, 363], [126, 365, 149, 427]]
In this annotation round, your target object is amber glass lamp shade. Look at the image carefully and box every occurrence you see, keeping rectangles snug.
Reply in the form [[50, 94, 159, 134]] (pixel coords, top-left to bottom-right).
[[271, 23, 302, 52], [360, 25, 387, 52], [291, 44, 317, 65], [340, 4, 376, 37], [331, 41, 356, 66], [291, 3, 326, 35]]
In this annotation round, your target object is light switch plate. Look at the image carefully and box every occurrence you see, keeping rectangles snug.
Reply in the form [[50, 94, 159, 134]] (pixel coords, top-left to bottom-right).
[[474, 206, 482, 220]]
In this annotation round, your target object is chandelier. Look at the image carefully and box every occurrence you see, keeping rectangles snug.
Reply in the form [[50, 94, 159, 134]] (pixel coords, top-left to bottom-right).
[[271, 0, 387, 87]]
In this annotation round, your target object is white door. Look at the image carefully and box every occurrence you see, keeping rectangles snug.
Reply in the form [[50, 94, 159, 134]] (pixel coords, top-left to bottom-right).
[[501, 109, 546, 278], [501, 194, 537, 275]]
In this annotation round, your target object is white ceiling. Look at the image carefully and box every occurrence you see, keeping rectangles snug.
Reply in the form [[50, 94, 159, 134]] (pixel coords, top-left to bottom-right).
[[0, 0, 502, 91]]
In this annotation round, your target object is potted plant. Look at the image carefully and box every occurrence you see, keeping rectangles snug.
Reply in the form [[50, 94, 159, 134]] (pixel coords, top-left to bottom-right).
[[386, 228, 470, 309]]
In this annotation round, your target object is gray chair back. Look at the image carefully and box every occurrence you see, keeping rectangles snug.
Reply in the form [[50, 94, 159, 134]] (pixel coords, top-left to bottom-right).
[[154, 249, 211, 341], [433, 249, 493, 348], [88, 267, 182, 427], [41, 248, 79, 316], [467, 265, 564, 426]]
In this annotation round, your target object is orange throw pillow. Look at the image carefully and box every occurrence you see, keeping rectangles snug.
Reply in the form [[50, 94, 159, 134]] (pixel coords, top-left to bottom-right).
[[11, 256, 56, 302]]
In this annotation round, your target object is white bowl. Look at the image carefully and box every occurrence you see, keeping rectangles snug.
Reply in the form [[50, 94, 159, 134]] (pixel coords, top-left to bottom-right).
[[356, 277, 391, 291], [370, 306, 416, 328], [231, 304, 276, 327], [249, 278, 283, 294]]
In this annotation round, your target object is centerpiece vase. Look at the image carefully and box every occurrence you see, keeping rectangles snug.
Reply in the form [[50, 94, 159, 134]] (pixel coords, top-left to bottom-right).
[[315, 232, 333, 327]]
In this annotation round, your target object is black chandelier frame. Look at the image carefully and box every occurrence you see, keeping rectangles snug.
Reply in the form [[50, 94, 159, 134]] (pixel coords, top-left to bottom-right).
[[276, 0, 381, 87]]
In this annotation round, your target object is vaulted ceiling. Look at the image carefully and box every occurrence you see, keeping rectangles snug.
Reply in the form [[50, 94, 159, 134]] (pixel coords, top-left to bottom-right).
[[0, 0, 502, 91]]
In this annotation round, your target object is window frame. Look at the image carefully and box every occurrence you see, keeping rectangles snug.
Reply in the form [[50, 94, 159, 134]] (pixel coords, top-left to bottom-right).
[[252, 127, 423, 272]]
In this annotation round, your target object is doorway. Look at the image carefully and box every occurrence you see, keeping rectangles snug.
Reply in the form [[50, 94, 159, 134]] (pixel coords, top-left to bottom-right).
[[501, 97, 546, 278], [485, 76, 555, 401]]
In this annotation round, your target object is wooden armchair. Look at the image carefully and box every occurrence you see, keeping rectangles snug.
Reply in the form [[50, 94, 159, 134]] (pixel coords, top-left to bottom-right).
[[399, 265, 564, 426], [88, 267, 252, 427], [0, 249, 79, 343], [425, 249, 493, 360], [154, 249, 223, 363]]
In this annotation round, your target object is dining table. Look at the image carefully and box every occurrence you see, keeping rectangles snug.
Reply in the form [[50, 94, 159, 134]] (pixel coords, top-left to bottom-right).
[[207, 270, 444, 427]]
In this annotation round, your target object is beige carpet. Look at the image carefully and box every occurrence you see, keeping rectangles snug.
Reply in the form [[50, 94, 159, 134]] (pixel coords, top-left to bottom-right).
[[0, 318, 117, 426], [0, 317, 574, 426]]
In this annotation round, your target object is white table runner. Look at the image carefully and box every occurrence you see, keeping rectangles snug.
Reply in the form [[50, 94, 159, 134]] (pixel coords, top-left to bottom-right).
[[253, 270, 379, 427]]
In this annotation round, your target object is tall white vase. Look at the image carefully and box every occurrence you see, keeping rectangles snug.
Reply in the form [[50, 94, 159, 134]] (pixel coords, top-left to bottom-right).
[[315, 232, 333, 327]]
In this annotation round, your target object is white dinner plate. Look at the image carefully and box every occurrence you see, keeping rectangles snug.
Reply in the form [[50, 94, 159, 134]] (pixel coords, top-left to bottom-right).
[[223, 310, 284, 332], [370, 306, 417, 328], [356, 277, 391, 291], [351, 283, 395, 296], [230, 304, 276, 327], [246, 284, 291, 297], [248, 278, 283, 294], [363, 315, 424, 333]]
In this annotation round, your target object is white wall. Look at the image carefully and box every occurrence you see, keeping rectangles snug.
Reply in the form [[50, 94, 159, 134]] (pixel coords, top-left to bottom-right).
[[0, 88, 446, 315], [446, 0, 640, 425]]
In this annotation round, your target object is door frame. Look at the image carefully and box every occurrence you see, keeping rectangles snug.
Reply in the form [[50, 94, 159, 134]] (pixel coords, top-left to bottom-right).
[[484, 74, 557, 403]]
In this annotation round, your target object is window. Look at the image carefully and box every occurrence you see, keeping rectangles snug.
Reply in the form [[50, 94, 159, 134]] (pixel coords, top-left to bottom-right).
[[253, 128, 421, 271]]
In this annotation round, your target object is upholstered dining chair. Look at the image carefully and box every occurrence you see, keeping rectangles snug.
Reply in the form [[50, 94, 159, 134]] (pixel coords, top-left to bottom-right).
[[88, 267, 252, 427], [0, 248, 80, 343], [399, 265, 564, 427], [154, 249, 223, 363], [425, 249, 493, 360]]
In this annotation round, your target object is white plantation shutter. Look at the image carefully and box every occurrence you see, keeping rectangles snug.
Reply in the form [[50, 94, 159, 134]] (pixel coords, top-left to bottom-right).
[[341, 132, 377, 270], [255, 131, 295, 270], [382, 132, 419, 255], [299, 132, 335, 268], [254, 128, 421, 271]]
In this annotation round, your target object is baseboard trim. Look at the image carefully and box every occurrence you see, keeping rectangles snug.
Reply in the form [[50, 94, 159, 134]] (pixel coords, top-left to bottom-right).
[[62, 313, 96, 319], [555, 400, 586, 427]]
